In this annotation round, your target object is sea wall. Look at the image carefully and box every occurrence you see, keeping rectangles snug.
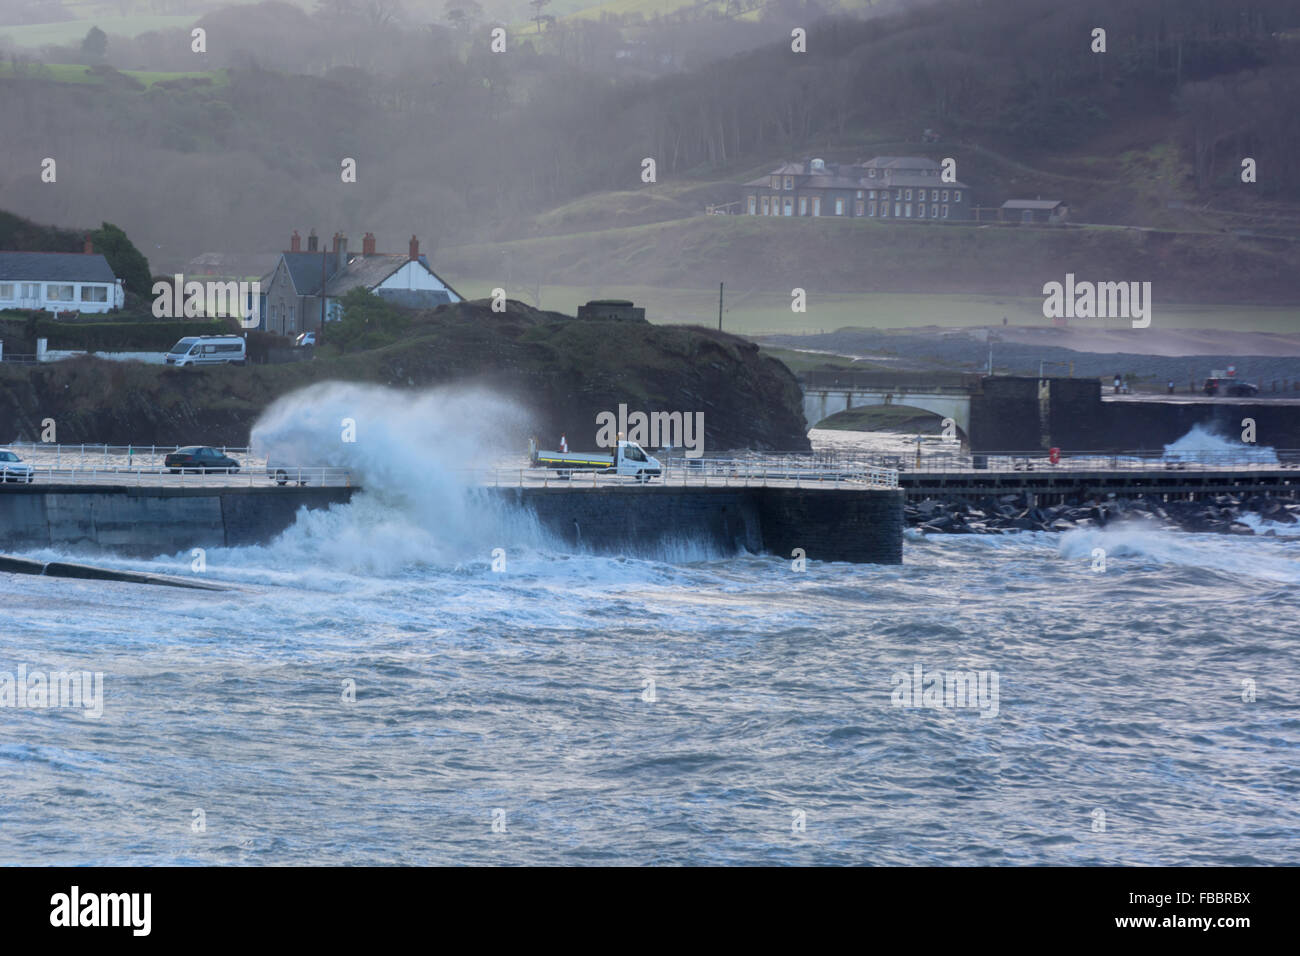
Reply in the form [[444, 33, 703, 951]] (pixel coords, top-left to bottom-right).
[[0, 485, 352, 557], [1, 483, 904, 564], [489, 485, 904, 564], [969, 376, 1300, 451]]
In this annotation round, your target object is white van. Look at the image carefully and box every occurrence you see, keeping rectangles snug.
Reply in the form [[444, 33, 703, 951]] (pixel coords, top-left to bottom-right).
[[166, 335, 246, 367]]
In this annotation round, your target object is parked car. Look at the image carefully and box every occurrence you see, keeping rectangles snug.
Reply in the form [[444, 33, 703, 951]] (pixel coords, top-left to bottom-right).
[[164, 446, 240, 474], [0, 449, 35, 483], [266, 459, 309, 486], [294, 331, 316, 348], [1204, 377, 1259, 397], [166, 335, 247, 367]]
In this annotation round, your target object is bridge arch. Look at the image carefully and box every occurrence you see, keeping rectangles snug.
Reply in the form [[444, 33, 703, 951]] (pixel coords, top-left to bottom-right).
[[802, 387, 970, 439]]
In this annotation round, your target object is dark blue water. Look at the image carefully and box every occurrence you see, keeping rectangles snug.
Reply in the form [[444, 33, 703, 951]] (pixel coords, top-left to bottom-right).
[[2, 494, 1296, 865]]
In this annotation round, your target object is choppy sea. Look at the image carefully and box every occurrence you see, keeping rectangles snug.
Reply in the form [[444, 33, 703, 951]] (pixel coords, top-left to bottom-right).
[[2, 398, 1297, 865]]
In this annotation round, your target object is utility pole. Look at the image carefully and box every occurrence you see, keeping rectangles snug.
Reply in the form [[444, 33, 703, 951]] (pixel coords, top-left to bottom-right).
[[718, 282, 724, 331]]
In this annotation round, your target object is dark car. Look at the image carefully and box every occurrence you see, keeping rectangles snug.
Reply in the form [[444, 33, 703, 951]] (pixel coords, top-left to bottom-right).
[[164, 446, 240, 474], [1204, 378, 1259, 397]]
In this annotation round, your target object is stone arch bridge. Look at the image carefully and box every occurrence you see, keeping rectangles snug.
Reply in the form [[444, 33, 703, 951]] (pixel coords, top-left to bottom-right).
[[798, 371, 979, 439]]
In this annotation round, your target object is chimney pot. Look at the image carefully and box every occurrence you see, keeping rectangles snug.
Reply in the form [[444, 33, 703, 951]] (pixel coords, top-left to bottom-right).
[[307, 229, 318, 252], [83, 235, 94, 255], [409, 235, 419, 261], [363, 232, 377, 256], [290, 230, 301, 252]]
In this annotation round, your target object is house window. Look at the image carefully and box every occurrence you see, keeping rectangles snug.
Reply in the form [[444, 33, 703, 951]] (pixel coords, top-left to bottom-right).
[[954, 191, 962, 202], [771, 175, 780, 189], [80, 286, 108, 302], [856, 190, 863, 199], [894, 203, 902, 217], [855, 201, 864, 216], [22, 283, 39, 299], [784, 176, 794, 190], [868, 169, 876, 178], [761, 196, 770, 215], [798, 197, 807, 215], [835, 198, 845, 215], [748, 196, 756, 214], [46, 284, 74, 301], [942, 190, 949, 202], [868, 201, 876, 217], [905, 189, 912, 201], [905, 203, 912, 218], [896, 189, 904, 200], [931, 204, 938, 218], [783, 197, 793, 215], [918, 204, 926, 218], [879, 203, 887, 218], [0, 284, 12, 300], [941, 205, 949, 218], [868, 190, 876, 199], [812, 197, 821, 216], [931, 189, 939, 201]]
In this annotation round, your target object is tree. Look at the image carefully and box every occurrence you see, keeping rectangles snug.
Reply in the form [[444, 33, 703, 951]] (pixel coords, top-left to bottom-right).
[[332, 287, 410, 352], [528, 0, 550, 34], [445, 0, 482, 30], [90, 223, 151, 298], [81, 26, 108, 60]]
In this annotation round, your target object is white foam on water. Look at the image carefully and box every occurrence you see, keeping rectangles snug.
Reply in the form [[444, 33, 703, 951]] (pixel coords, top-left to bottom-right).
[[1162, 422, 1278, 464], [1057, 521, 1300, 584]]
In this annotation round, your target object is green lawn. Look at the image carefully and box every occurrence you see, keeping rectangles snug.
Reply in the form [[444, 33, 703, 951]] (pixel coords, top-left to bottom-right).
[[0, 16, 197, 48], [447, 282, 1300, 336], [0, 62, 226, 87]]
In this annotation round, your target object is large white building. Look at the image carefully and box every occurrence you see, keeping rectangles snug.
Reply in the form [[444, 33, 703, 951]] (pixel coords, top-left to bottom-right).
[[0, 248, 126, 314]]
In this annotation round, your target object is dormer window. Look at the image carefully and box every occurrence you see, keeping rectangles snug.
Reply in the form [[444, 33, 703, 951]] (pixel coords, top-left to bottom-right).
[[784, 176, 794, 190], [771, 175, 780, 189], [868, 169, 876, 178]]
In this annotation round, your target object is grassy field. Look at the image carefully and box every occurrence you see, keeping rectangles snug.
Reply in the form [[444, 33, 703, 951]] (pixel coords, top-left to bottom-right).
[[0, 61, 226, 87], [446, 281, 1300, 336], [0, 16, 196, 48]]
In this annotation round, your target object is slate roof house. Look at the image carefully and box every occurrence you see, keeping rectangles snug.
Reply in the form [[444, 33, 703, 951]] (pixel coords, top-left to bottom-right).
[[260, 230, 462, 337], [743, 156, 971, 221], [999, 200, 1069, 224], [0, 240, 126, 314]]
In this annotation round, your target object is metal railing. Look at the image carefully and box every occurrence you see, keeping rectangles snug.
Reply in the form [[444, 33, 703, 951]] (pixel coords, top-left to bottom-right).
[[5, 442, 253, 469], [842, 448, 1300, 475], [466, 458, 900, 490], [0, 459, 351, 489]]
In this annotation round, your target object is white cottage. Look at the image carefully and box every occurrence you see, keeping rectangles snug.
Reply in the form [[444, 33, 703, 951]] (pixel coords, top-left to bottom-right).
[[0, 244, 126, 314]]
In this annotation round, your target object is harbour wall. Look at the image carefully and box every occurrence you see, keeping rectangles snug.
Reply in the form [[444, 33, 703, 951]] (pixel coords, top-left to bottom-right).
[[970, 377, 1300, 451], [0, 483, 905, 564], [485, 485, 904, 564], [0, 485, 352, 558]]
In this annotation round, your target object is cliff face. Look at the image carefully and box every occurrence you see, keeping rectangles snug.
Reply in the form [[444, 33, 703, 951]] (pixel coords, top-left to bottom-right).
[[0, 301, 811, 453]]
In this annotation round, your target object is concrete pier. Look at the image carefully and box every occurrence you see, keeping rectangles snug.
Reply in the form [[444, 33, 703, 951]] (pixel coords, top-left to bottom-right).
[[486, 485, 905, 564], [0, 484, 352, 557], [0, 481, 905, 564]]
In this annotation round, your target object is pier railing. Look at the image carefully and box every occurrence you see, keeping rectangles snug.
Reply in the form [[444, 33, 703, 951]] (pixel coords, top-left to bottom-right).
[[861, 447, 1300, 474], [467, 458, 900, 489]]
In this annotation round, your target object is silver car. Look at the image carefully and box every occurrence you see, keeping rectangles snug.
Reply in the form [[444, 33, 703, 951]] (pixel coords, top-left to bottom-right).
[[0, 449, 35, 483]]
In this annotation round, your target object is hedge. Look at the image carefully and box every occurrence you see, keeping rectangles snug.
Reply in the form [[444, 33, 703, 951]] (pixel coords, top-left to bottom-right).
[[36, 319, 237, 351]]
